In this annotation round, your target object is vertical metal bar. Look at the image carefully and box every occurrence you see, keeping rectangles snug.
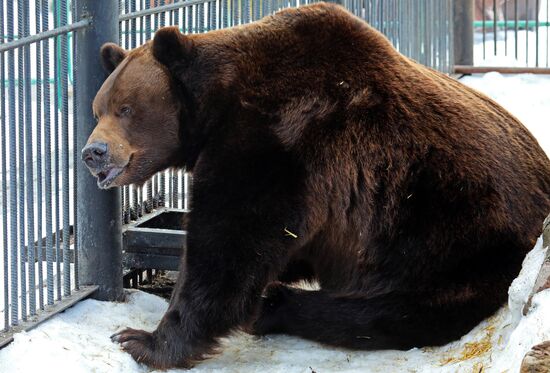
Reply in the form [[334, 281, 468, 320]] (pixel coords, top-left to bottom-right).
[[504, 0, 508, 56], [266, 0, 272, 18], [255, 0, 260, 20], [36, 0, 45, 311], [438, 0, 443, 71], [515, 0, 519, 60], [453, 2, 474, 70], [416, 0, 421, 64], [535, 0, 539, 67], [493, 0, 497, 55], [262, 0, 268, 19], [0, 0, 9, 330], [139, 2, 144, 43], [526, 0, 529, 65], [229, 0, 233, 26], [444, 0, 447, 73], [234, 0, 240, 25], [154, 0, 159, 32], [122, 190, 129, 224], [160, 172, 165, 207], [448, 0, 454, 74], [190, 6, 193, 34], [8, 0, 19, 326], [159, 5, 167, 208], [380, 0, 384, 35], [409, 0, 413, 60], [174, 171, 178, 209], [440, 0, 444, 72], [123, 186, 129, 223], [433, 0, 438, 69], [18, 0, 28, 322], [424, 0, 430, 67], [184, 172, 192, 211], [174, 0, 180, 27], [124, 0, 138, 225], [125, 0, 130, 49], [53, 0, 62, 302], [168, 170, 173, 207], [153, 174, 158, 209], [146, 182, 153, 214], [211, 0, 217, 30], [60, 0, 71, 298], [199, 2, 205, 33], [482, 0, 486, 59], [132, 0, 137, 48], [399, 0, 404, 55], [188, 174, 193, 210], [43, 0, 54, 307], [146, 2, 154, 215], [24, 0, 37, 317], [161, 0, 166, 27], [146, 1, 152, 40], [118, 0, 122, 43], [72, 0, 79, 291], [7, 2, 19, 325], [76, 0, 123, 301]]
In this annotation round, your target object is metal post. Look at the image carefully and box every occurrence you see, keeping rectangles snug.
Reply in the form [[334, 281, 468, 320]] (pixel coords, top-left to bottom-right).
[[453, 0, 474, 66], [75, 0, 123, 301]]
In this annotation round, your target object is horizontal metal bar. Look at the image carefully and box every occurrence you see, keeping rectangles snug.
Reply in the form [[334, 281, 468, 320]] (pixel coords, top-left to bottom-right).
[[124, 226, 186, 252], [125, 207, 187, 229], [0, 286, 98, 349], [119, 0, 214, 22], [0, 19, 90, 53], [473, 20, 550, 28], [123, 252, 180, 271], [455, 66, 550, 75], [125, 207, 176, 226]]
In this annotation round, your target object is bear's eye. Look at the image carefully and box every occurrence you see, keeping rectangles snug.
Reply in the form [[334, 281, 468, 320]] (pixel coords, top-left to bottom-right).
[[119, 106, 132, 117]]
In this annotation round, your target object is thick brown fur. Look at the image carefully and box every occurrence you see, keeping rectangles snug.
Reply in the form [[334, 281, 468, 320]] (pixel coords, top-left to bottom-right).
[[84, 3, 550, 369]]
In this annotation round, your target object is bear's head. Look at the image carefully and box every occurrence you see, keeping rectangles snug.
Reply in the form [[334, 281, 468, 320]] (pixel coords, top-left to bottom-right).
[[82, 28, 198, 189]]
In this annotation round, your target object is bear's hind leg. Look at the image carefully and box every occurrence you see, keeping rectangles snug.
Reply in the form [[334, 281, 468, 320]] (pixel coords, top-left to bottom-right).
[[252, 283, 504, 350]]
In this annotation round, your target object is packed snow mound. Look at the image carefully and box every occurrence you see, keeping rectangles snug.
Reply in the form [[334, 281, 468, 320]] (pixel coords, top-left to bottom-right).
[[0, 238, 548, 373]]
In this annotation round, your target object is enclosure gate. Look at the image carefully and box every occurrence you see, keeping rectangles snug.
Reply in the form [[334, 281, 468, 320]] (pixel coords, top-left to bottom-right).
[[0, 0, 453, 347]]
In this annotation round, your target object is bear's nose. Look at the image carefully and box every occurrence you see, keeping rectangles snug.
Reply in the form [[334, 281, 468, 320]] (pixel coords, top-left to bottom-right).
[[81, 142, 109, 170]]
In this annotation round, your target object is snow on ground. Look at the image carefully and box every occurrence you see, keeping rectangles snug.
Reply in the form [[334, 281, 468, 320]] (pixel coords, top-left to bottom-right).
[[461, 73, 550, 156], [0, 73, 549, 372], [0, 239, 547, 373]]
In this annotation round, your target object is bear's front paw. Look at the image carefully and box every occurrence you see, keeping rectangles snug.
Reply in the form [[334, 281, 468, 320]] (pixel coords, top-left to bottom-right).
[[111, 328, 190, 369], [111, 328, 156, 364]]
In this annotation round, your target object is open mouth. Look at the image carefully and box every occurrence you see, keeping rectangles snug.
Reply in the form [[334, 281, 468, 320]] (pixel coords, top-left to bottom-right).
[[96, 167, 124, 189]]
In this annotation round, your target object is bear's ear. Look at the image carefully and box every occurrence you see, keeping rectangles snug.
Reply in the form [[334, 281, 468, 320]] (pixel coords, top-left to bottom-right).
[[100, 43, 127, 74], [152, 26, 193, 67]]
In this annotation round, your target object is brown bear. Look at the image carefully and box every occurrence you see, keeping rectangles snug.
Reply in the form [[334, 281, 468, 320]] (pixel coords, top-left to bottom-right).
[[81, 3, 550, 369]]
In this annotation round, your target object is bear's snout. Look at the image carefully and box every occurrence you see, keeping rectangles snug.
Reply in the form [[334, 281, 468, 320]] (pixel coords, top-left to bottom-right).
[[81, 141, 125, 189], [82, 141, 109, 170]]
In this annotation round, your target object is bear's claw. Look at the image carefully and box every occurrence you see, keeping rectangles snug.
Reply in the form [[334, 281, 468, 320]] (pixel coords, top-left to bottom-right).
[[110, 328, 158, 365], [110, 327, 191, 368], [110, 327, 153, 344]]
